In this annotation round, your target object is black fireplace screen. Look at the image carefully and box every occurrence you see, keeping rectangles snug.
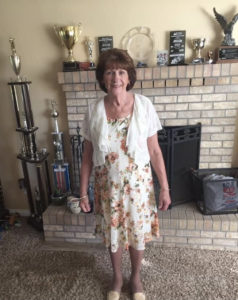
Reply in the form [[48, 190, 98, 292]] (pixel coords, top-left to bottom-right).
[[153, 123, 201, 207]]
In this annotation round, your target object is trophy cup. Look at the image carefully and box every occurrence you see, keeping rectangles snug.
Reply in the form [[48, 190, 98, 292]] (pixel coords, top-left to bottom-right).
[[191, 38, 206, 64], [9, 38, 21, 81], [54, 24, 82, 71], [85, 37, 95, 69]]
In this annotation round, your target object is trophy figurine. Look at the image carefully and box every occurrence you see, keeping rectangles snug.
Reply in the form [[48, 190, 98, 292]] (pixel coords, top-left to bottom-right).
[[213, 7, 238, 46], [207, 50, 214, 64], [54, 24, 82, 71], [85, 37, 95, 69], [192, 38, 206, 64], [9, 38, 21, 81], [213, 7, 238, 63]]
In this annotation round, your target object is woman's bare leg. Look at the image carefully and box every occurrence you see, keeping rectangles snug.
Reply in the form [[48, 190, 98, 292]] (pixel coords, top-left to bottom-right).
[[109, 246, 123, 292], [129, 247, 144, 293]]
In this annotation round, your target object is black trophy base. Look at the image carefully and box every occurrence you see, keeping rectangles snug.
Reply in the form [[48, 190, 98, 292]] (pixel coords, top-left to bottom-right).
[[136, 62, 148, 68], [89, 62, 96, 70], [27, 215, 43, 231], [63, 61, 80, 72], [216, 46, 238, 63]]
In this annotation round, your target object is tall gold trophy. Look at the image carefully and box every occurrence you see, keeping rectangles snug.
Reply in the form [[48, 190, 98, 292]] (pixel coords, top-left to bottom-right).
[[54, 24, 82, 71]]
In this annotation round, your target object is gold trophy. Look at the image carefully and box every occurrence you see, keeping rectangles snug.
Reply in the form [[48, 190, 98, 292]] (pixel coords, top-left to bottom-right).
[[9, 38, 21, 81], [192, 38, 206, 64], [54, 24, 82, 71]]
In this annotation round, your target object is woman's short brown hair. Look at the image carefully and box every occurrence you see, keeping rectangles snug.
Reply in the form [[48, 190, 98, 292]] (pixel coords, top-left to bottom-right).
[[96, 48, 136, 93]]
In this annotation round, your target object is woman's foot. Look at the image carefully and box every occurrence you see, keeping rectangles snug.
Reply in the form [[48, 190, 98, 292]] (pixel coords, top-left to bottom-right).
[[107, 290, 120, 300], [132, 292, 146, 300]]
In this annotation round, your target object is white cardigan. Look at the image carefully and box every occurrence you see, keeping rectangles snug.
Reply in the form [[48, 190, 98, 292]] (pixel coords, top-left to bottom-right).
[[81, 93, 162, 167]]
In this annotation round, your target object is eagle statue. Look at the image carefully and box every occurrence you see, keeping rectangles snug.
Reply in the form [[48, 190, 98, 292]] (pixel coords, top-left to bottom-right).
[[213, 7, 238, 46]]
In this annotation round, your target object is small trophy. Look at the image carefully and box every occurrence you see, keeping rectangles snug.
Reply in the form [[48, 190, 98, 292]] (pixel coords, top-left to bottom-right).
[[54, 24, 82, 71], [9, 38, 21, 81], [206, 50, 214, 64], [85, 37, 95, 69], [191, 38, 206, 64]]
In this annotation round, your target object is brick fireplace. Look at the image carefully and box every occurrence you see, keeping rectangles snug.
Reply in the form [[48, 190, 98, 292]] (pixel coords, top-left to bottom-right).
[[58, 63, 238, 170], [42, 63, 238, 251]]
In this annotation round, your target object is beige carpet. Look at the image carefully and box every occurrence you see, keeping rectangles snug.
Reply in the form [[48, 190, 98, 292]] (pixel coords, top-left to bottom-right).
[[0, 218, 238, 300]]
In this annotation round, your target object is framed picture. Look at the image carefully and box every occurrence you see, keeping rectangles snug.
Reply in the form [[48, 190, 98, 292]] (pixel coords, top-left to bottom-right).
[[169, 30, 186, 65], [157, 50, 168, 66], [98, 36, 113, 54]]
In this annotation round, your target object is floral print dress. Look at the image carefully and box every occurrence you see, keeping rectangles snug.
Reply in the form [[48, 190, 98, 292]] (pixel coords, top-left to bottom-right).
[[94, 115, 159, 253]]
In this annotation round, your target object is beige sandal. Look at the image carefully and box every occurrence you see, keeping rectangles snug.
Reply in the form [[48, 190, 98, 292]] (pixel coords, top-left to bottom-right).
[[107, 290, 120, 300], [132, 292, 146, 300]]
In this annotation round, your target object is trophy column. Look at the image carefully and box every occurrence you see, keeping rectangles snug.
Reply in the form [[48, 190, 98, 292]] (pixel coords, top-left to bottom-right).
[[50, 101, 71, 204], [8, 38, 51, 230]]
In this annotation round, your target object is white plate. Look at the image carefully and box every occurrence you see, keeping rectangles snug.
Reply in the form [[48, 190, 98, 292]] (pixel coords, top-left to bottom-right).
[[121, 27, 154, 63]]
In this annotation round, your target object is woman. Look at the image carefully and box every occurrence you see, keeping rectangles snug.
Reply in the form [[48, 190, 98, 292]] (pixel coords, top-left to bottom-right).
[[79, 48, 171, 300]]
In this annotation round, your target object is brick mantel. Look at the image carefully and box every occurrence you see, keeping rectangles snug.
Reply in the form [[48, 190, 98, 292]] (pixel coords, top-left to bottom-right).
[[58, 63, 238, 169]]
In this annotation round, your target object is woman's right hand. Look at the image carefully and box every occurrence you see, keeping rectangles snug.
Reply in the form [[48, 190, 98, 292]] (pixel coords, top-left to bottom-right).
[[80, 196, 91, 212]]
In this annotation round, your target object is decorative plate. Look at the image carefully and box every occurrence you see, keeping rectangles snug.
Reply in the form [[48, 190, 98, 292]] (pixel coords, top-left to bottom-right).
[[121, 27, 154, 64]]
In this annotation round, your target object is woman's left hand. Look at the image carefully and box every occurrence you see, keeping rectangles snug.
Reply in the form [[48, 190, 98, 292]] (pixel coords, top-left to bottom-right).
[[158, 190, 171, 211]]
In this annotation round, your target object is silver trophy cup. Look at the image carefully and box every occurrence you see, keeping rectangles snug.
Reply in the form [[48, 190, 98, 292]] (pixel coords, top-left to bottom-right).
[[192, 38, 206, 64]]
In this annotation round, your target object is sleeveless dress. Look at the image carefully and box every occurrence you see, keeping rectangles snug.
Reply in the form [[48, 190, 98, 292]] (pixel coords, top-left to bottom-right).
[[94, 115, 159, 253]]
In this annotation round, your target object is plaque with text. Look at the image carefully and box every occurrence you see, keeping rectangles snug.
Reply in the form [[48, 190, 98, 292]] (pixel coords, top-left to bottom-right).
[[216, 46, 238, 63], [169, 31, 186, 65], [98, 36, 113, 54]]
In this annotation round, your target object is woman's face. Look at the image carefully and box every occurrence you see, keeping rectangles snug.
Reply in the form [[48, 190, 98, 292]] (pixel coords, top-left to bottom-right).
[[103, 68, 130, 96]]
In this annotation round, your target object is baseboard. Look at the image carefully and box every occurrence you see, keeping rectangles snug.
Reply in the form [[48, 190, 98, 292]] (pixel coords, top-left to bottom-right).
[[9, 209, 31, 217]]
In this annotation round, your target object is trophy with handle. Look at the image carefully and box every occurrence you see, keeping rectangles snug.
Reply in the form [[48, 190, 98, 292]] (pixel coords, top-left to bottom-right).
[[54, 23, 82, 71], [192, 38, 206, 64]]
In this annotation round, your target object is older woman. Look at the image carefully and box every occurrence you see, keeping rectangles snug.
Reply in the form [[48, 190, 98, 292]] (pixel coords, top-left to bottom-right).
[[80, 48, 171, 300]]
